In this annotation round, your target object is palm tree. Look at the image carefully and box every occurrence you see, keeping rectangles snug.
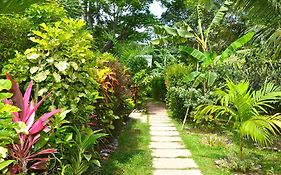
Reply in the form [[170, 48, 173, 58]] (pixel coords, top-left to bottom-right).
[[195, 80, 281, 159]]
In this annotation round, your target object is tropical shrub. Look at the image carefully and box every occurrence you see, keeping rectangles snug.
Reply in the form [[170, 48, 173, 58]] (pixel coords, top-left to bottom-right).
[[165, 63, 192, 88], [166, 87, 188, 119], [0, 79, 19, 173], [151, 76, 166, 101], [95, 53, 133, 133], [0, 14, 32, 68], [132, 69, 152, 108], [195, 80, 281, 159], [25, 2, 67, 26], [3, 18, 100, 124], [115, 42, 151, 76], [57, 127, 106, 175]]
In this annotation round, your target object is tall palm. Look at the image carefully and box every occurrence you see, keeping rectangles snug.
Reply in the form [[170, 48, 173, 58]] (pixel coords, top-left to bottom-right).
[[195, 80, 281, 159]]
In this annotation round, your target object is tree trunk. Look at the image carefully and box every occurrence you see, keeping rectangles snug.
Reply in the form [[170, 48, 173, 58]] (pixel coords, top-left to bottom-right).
[[239, 134, 243, 160]]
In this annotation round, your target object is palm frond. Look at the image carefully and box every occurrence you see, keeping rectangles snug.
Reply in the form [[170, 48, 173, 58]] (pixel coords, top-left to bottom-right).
[[240, 114, 281, 146], [195, 104, 237, 122], [252, 82, 281, 114]]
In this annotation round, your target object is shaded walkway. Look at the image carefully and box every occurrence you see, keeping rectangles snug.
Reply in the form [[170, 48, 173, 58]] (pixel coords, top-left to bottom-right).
[[147, 102, 202, 175]]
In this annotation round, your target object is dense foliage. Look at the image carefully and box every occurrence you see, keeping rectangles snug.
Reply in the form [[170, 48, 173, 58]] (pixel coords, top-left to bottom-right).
[[0, 0, 281, 174]]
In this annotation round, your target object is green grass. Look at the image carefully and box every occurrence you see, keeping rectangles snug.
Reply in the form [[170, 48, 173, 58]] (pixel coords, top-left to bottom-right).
[[172, 119, 281, 175], [172, 120, 231, 175], [101, 119, 152, 175]]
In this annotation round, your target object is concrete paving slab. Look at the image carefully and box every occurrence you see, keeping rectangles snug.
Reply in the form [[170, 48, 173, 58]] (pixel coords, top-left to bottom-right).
[[150, 118, 171, 122], [148, 102, 201, 175], [150, 121, 172, 125], [153, 158, 198, 169], [152, 149, 192, 158], [150, 130, 180, 136], [150, 126, 177, 131], [154, 169, 202, 175], [150, 142, 185, 149], [151, 136, 182, 142], [150, 123, 174, 127]]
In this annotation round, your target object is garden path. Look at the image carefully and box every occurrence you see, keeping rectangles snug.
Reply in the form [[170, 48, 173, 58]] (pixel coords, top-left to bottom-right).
[[147, 102, 202, 175]]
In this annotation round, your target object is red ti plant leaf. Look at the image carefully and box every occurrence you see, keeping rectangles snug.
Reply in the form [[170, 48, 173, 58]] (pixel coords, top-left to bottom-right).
[[6, 73, 24, 113], [4, 75, 61, 174], [30, 159, 49, 170]]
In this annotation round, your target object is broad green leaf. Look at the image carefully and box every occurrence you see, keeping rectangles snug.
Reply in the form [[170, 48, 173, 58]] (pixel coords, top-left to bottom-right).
[[54, 61, 69, 71], [38, 88, 48, 96], [0, 104, 20, 113], [193, 73, 205, 88], [0, 160, 14, 171], [207, 72, 218, 86], [0, 80, 11, 91], [164, 26, 177, 36], [65, 133, 73, 142], [58, 110, 72, 120], [27, 53, 40, 60], [221, 32, 255, 60], [177, 29, 194, 38], [151, 37, 170, 45], [205, 0, 232, 37], [179, 46, 207, 61], [184, 71, 200, 82], [53, 72, 61, 83], [151, 39, 160, 45], [0, 92, 13, 100], [93, 160, 101, 167], [202, 51, 217, 67], [70, 62, 78, 70], [30, 66, 39, 74], [33, 70, 50, 83], [154, 61, 163, 69], [84, 154, 92, 162]]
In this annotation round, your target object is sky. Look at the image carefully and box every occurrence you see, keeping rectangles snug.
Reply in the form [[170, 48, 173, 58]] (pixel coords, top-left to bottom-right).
[[149, 1, 166, 18], [136, 1, 166, 33]]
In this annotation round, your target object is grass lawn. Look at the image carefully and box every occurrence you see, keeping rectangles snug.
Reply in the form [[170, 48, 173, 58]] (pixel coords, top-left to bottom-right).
[[101, 119, 152, 175], [172, 118, 281, 175]]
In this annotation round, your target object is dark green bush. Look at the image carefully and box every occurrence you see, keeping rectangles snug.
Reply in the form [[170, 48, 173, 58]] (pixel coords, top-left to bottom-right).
[[25, 2, 67, 26], [166, 86, 187, 119], [151, 76, 166, 101], [0, 14, 32, 68], [165, 63, 192, 88]]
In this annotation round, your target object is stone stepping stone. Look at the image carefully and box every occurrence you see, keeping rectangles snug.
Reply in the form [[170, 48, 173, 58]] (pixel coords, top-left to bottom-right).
[[153, 158, 198, 169], [150, 142, 185, 149], [150, 126, 177, 131], [152, 149, 192, 158], [150, 120, 171, 123], [151, 136, 182, 142], [150, 123, 174, 127], [150, 118, 170, 121], [150, 131, 180, 136], [150, 121, 172, 125], [154, 169, 202, 175]]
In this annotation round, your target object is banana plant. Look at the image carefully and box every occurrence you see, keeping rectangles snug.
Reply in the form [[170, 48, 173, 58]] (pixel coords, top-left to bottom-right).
[[179, 31, 254, 92], [195, 80, 281, 159], [152, 0, 233, 52], [152, 0, 252, 93]]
